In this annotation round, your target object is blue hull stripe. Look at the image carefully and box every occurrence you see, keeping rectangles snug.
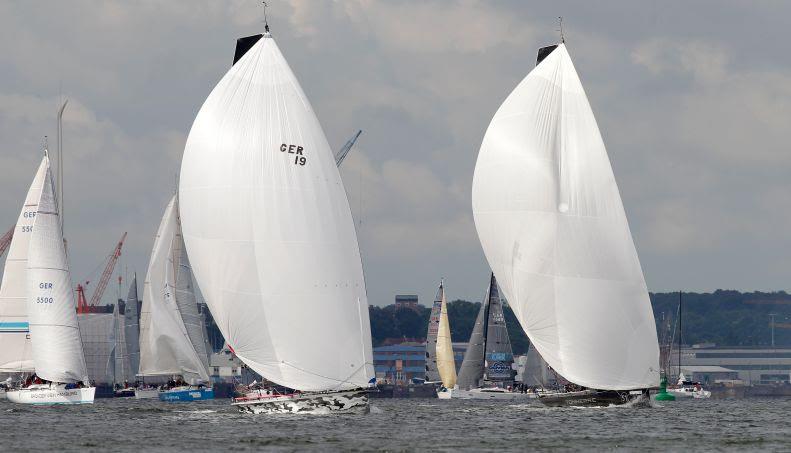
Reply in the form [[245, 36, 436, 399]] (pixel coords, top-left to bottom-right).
[[158, 388, 214, 402]]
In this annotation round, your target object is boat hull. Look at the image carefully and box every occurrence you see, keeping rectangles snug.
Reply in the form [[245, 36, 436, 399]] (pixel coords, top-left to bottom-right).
[[539, 389, 648, 408], [134, 388, 160, 399], [6, 386, 95, 405], [158, 387, 214, 402], [233, 389, 369, 414], [668, 388, 711, 399], [449, 388, 537, 401]]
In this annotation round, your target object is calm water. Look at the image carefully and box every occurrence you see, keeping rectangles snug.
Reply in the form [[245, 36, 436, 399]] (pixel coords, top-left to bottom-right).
[[1, 397, 789, 451]]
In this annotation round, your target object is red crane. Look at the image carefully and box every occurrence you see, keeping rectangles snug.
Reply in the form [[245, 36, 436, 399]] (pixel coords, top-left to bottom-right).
[[0, 225, 14, 257], [77, 232, 127, 313]]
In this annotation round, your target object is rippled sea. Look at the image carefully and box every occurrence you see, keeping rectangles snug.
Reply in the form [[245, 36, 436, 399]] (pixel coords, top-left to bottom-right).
[[2, 397, 790, 451]]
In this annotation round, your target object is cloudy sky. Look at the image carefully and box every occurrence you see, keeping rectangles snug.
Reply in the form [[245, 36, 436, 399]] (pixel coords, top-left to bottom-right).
[[1, 1, 790, 307]]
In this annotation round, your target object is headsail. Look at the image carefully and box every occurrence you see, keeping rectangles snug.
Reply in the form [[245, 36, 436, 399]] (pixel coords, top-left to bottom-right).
[[0, 157, 48, 372], [123, 274, 140, 377], [435, 283, 457, 389], [26, 156, 89, 383], [471, 43, 659, 390], [138, 196, 209, 381], [179, 33, 373, 392]]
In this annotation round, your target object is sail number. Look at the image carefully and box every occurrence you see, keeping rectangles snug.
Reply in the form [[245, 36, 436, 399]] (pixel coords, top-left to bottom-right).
[[37, 282, 53, 303], [23, 211, 36, 218], [280, 143, 307, 166], [21, 225, 32, 233]]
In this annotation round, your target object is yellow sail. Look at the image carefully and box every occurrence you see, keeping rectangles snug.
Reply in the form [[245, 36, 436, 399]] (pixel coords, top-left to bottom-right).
[[435, 283, 457, 388]]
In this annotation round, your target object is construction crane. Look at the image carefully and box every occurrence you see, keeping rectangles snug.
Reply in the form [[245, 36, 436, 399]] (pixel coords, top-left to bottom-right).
[[0, 225, 14, 257], [77, 232, 127, 313]]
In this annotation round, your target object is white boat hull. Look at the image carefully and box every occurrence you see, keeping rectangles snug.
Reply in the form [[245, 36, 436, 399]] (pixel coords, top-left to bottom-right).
[[668, 388, 711, 399], [134, 388, 160, 399], [232, 389, 369, 414], [6, 385, 95, 405]]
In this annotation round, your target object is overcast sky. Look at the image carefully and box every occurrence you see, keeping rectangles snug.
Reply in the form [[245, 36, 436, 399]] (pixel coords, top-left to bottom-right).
[[2, 1, 791, 307]]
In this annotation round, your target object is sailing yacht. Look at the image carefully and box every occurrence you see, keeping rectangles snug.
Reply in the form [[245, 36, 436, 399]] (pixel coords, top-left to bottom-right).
[[431, 281, 458, 399], [471, 40, 659, 407], [178, 26, 375, 414], [6, 153, 95, 405], [0, 157, 47, 381], [136, 195, 213, 401], [452, 273, 533, 400]]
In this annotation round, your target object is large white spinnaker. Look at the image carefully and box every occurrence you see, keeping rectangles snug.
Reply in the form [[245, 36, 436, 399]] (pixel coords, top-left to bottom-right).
[[179, 33, 373, 392], [26, 156, 89, 384], [0, 157, 47, 372], [138, 196, 209, 381], [471, 43, 659, 390]]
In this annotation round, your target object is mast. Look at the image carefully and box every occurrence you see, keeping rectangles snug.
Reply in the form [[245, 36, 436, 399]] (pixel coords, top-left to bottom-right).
[[57, 100, 68, 232], [678, 291, 682, 380]]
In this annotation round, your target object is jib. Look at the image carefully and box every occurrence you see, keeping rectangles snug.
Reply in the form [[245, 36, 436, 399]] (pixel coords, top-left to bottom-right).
[[280, 144, 304, 155]]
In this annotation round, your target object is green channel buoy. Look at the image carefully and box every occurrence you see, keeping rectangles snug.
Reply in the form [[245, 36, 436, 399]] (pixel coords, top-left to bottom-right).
[[654, 374, 676, 401]]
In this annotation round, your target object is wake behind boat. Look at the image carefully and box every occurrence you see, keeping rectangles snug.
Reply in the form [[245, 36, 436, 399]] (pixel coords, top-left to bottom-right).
[[471, 39, 659, 407], [178, 24, 375, 414]]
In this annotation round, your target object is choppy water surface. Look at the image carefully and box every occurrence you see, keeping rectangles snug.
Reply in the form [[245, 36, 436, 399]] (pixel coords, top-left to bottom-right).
[[1, 397, 789, 451]]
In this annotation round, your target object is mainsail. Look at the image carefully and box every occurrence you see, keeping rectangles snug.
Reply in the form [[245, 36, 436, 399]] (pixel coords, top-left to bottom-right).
[[26, 156, 89, 383], [123, 274, 140, 377], [457, 273, 515, 389], [471, 43, 659, 390], [434, 283, 457, 389], [138, 196, 209, 381], [179, 32, 373, 392], [424, 292, 442, 382], [0, 157, 47, 372]]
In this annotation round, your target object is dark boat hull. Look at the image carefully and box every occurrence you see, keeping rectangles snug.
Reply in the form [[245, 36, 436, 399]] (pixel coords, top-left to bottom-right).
[[539, 389, 648, 407]]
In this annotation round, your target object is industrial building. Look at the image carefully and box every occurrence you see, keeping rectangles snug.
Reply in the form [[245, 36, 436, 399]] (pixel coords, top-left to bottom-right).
[[670, 346, 791, 385], [373, 342, 466, 383]]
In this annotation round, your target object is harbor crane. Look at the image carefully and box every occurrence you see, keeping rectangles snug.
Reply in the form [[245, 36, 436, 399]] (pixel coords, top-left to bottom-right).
[[0, 226, 14, 257], [77, 232, 127, 313]]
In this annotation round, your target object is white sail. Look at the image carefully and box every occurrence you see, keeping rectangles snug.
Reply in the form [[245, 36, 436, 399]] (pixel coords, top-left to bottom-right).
[[435, 284, 457, 388], [138, 196, 209, 381], [179, 33, 373, 392], [26, 156, 89, 383], [0, 157, 47, 372], [471, 43, 659, 390], [173, 208, 210, 373]]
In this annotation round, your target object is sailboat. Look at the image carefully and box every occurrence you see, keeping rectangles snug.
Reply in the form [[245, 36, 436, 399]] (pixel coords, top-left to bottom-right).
[[432, 281, 458, 399], [0, 157, 47, 380], [6, 153, 95, 405], [452, 273, 531, 400], [471, 40, 659, 407], [667, 292, 710, 399], [136, 195, 213, 401], [114, 274, 140, 397], [178, 25, 374, 414]]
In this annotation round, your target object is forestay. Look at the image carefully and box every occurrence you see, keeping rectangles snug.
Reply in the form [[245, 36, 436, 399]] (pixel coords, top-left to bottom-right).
[[138, 196, 209, 381], [26, 157, 89, 383], [179, 33, 373, 392], [471, 43, 659, 390], [0, 157, 47, 372]]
